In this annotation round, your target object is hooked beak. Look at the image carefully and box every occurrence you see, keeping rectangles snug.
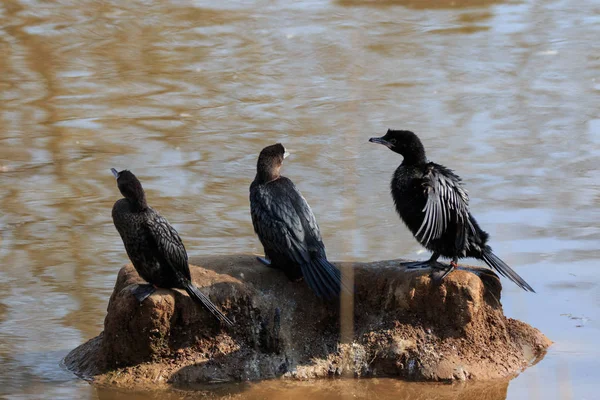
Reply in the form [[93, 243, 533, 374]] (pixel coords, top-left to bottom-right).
[[369, 137, 392, 148], [283, 149, 290, 159], [110, 168, 119, 179]]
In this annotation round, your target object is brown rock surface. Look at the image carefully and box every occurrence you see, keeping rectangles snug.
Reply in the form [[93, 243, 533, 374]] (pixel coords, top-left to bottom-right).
[[64, 254, 550, 389]]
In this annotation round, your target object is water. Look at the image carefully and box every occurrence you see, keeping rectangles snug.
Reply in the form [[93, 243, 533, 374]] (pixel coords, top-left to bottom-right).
[[0, 0, 599, 398]]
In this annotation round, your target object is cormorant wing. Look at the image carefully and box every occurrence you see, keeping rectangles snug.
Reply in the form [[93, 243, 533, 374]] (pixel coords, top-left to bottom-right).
[[286, 181, 325, 253], [416, 163, 473, 248], [251, 178, 323, 265], [145, 211, 191, 281], [145, 211, 233, 324]]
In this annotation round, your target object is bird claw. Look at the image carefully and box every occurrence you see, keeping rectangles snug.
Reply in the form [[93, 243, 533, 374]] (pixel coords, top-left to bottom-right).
[[438, 266, 454, 280]]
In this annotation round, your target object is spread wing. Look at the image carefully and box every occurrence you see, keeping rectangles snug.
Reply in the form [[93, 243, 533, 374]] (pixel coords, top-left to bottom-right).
[[145, 210, 190, 280], [415, 163, 474, 249], [250, 178, 324, 265]]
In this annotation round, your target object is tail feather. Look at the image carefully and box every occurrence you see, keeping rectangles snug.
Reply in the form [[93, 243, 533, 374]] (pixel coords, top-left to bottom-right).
[[325, 259, 354, 295], [182, 280, 234, 326], [300, 259, 328, 298], [300, 258, 351, 299], [317, 258, 353, 295], [313, 258, 341, 298], [481, 250, 535, 293]]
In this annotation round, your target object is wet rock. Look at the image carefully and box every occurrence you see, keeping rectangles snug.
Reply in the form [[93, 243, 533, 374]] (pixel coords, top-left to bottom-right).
[[64, 254, 550, 389]]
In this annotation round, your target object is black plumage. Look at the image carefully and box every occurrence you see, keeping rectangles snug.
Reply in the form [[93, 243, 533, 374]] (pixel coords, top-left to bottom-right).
[[369, 130, 535, 293], [110, 168, 233, 325], [249, 144, 345, 299]]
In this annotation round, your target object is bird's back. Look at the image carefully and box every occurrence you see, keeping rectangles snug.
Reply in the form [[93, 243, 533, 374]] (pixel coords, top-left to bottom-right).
[[144, 209, 191, 284], [250, 176, 325, 262]]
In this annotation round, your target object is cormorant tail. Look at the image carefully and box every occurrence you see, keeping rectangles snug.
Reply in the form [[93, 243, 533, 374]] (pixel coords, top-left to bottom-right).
[[181, 280, 234, 326], [317, 258, 353, 295], [481, 250, 535, 293], [300, 258, 351, 300], [300, 259, 328, 298]]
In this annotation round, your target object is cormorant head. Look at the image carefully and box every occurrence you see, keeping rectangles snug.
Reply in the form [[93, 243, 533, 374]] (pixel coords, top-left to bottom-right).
[[111, 168, 148, 209], [369, 129, 426, 164], [256, 143, 290, 183]]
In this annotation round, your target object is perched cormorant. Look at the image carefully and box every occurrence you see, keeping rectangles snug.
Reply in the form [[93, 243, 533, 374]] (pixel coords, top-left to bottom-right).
[[249, 144, 345, 299], [369, 130, 535, 292], [110, 168, 233, 325]]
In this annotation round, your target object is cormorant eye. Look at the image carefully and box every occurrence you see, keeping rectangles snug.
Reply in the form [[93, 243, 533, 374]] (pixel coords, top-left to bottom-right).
[[389, 139, 397, 145]]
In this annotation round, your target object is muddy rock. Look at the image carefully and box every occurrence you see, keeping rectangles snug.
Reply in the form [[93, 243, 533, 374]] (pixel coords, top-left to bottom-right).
[[64, 254, 550, 388]]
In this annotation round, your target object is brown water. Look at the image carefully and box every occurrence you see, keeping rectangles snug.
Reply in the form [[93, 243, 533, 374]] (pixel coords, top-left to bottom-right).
[[0, 0, 599, 398]]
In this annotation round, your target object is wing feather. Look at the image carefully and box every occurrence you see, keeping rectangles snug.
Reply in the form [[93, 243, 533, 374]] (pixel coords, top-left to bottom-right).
[[250, 178, 324, 265], [416, 164, 473, 249], [145, 211, 190, 280]]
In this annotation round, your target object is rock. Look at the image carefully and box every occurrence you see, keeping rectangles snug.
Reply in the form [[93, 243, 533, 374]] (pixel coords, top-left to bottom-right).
[[64, 254, 550, 389]]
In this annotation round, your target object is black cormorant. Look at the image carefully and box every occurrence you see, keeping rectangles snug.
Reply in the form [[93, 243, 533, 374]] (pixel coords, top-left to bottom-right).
[[110, 168, 233, 325], [369, 130, 535, 292], [249, 144, 345, 299]]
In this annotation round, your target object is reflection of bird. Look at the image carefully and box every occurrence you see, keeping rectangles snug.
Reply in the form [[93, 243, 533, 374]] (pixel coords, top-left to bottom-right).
[[369, 130, 535, 292], [110, 168, 233, 325], [249, 144, 345, 299]]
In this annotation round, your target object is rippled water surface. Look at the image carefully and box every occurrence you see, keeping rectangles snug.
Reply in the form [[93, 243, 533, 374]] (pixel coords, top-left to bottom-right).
[[1, 0, 599, 398]]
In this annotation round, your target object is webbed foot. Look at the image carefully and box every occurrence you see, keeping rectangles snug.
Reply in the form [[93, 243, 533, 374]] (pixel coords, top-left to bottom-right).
[[430, 261, 458, 282], [257, 256, 276, 268], [401, 260, 448, 271], [131, 283, 156, 303], [401, 261, 431, 269]]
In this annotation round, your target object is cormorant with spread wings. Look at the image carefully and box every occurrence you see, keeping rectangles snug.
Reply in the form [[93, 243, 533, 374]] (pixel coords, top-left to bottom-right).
[[369, 130, 534, 293]]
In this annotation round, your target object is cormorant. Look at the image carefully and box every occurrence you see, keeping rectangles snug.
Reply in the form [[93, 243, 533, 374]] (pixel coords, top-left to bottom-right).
[[369, 130, 535, 292], [110, 168, 233, 325], [249, 143, 345, 299]]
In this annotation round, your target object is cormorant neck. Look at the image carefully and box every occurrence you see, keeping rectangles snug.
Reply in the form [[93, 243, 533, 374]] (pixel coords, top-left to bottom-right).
[[255, 169, 280, 184], [127, 195, 148, 211], [119, 181, 148, 211], [400, 144, 427, 166], [256, 158, 281, 184]]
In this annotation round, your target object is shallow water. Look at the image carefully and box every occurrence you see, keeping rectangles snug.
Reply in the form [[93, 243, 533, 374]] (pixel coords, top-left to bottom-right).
[[0, 0, 599, 398]]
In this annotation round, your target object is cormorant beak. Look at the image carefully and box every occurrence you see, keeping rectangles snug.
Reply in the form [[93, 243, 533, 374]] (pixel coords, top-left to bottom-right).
[[369, 137, 392, 148], [283, 149, 290, 159], [110, 168, 119, 179]]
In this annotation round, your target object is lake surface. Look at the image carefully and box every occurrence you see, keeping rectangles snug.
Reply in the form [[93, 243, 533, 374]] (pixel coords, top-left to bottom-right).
[[0, 0, 599, 398]]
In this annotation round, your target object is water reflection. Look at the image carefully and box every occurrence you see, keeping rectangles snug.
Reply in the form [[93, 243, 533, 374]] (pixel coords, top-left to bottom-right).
[[96, 379, 510, 400], [0, 0, 599, 399]]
